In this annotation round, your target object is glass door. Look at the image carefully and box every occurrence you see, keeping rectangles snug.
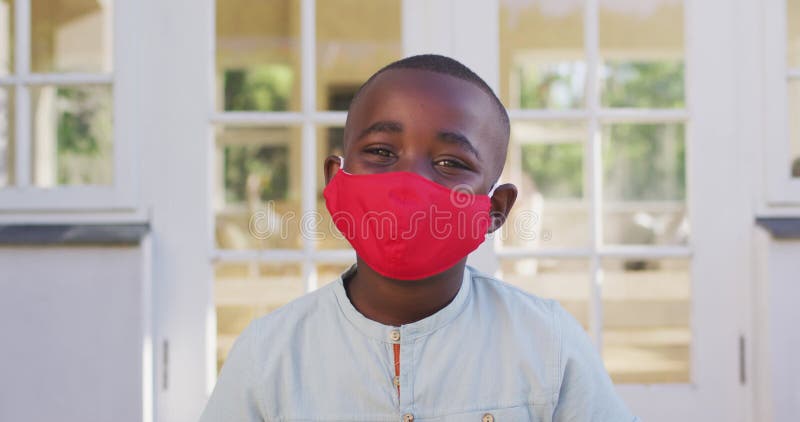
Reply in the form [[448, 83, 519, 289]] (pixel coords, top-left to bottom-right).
[[497, 0, 689, 384], [211, 0, 403, 379], [154, 0, 749, 420], [485, 0, 748, 420]]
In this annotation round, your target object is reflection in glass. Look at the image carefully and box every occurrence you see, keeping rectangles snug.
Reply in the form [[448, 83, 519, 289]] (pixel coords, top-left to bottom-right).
[[214, 126, 302, 250], [601, 258, 691, 383], [500, 0, 584, 109], [790, 81, 800, 178], [31, 0, 113, 73], [316, 0, 402, 111], [498, 122, 590, 249], [599, 0, 684, 108], [31, 85, 113, 187], [601, 61, 684, 108], [317, 263, 352, 288], [216, 0, 300, 111], [215, 262, 303, 372], [602, 123, 688, 245], [222, 65, 296, 112], [1, 0, 12, 76], [0, 87, 12, 187], [789, 0, 800, 68], [316, 125, 351, 250], [498, 258, 591, 328]]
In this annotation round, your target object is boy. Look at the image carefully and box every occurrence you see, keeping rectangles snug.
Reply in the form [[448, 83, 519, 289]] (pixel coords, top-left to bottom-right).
[[200, 55, 638, 421]]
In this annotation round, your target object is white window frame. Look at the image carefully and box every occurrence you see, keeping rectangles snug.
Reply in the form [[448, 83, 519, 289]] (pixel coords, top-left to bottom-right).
[[764, 0, 800, 204], [0, 0, 139, 210]]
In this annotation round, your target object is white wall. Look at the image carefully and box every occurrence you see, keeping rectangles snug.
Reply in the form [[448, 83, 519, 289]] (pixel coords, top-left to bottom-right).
[[754, 231, 800, 421], [0, 244, 149, 422]]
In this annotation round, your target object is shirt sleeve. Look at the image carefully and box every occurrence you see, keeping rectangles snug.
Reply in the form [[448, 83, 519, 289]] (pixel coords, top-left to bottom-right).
[[551, 301, 640, 422], [198, 321, 264, 422]]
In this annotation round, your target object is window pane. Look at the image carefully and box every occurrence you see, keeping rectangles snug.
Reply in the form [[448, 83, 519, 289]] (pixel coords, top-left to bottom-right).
[[31, 0, 113, 73], [316, 125, 351, 250], [216, 0, 300, 112], [602, 123, 688, 245], [602, 258, 691, 383], [215, 262, 303, 372], [316, 0, 402, 111], [214, 125, 302, 250], [500, 0, 585, 109], [599, 0, 684, 108], [499, 122, 590, 249], [317, 263, 351, 288], [791, 81, 800, 178], [0, 87, 12, 187], [0, 0, 12, 76], [789, 0, 800, 68], [498, 258, 591, 329], [31, 85, 113, 186]]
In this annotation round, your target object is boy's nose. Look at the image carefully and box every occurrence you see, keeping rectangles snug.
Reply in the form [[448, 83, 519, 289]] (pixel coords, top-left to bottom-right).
[[387, 183, 424, 207], [394, 156, 436, 182]]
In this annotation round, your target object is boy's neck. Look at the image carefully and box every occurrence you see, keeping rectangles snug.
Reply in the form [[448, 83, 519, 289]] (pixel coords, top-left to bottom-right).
[[343, 258, 466, 327]]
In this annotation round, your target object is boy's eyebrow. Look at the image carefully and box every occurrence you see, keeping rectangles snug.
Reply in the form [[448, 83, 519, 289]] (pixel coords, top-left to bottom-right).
[[437, 130, 480, 159], [357, 120, 404, 140], [356, 121, 480, 159]]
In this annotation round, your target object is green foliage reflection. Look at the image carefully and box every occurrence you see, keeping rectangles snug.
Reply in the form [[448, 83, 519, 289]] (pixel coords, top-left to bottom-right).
[[224, 144, 289, 203], [224, 65, 294, 111]]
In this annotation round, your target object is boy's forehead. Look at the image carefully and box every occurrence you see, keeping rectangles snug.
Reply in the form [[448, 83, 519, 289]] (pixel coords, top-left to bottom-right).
[[346, 68, 501, 138], [355, 68, 487, 109]]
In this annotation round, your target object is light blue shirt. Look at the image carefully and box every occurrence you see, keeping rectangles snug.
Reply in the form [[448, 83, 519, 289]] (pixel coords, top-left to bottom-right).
[[200, 265, 639, 421]]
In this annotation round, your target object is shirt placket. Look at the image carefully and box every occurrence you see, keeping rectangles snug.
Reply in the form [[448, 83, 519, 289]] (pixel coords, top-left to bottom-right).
[[395, 326, 416, 420], [391, 330, 401, 398]]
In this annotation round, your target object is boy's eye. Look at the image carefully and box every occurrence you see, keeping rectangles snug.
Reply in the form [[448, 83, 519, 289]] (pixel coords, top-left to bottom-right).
[[365, 147, 394, 158], [435, 159, 468, 169]]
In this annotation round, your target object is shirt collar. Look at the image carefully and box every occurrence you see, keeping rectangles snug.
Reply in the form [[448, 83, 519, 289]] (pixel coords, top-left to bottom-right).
[[331, 264, 473, 344]]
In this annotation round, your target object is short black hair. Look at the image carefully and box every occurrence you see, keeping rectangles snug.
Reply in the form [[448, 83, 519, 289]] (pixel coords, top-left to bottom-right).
[[349, 54, 510, 141]]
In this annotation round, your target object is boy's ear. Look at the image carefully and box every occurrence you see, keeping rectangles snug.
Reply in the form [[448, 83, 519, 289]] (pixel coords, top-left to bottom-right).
[[488, 183, 517, 234], [324, 155, 343, 185]]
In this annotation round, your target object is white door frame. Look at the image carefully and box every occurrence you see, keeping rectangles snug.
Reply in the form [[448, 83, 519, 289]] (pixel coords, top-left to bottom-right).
[[141, 0, 215, 421]]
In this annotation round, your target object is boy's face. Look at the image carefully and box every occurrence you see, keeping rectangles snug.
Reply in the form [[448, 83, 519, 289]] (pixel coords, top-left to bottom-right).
[[325, 68, 516, 232]]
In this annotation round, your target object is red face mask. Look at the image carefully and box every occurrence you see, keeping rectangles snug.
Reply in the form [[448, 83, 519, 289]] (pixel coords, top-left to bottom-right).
[[323, 168, 493, 280]]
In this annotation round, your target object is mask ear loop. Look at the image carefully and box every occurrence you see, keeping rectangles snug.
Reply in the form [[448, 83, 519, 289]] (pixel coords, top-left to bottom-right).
[[488, 182, 498, 197], [337, 155, 348, 174]]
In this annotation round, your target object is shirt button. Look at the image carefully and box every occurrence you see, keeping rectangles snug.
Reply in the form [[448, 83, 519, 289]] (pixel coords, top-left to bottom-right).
[[390, 329, 401, 342], [393, 376, 400, 387], [482, 413, 494, 422], [402, 413, 414, 422]]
